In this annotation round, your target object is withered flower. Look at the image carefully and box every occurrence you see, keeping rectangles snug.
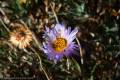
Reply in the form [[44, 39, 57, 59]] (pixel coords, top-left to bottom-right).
[[9, 22, 32, 49]]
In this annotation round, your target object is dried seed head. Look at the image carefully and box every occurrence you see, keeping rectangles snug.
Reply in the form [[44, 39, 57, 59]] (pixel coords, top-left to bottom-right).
[[9, 22, 32, 49]]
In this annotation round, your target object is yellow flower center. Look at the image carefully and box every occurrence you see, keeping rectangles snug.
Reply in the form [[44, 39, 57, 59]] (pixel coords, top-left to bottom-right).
[[52, 38, 67, 52]]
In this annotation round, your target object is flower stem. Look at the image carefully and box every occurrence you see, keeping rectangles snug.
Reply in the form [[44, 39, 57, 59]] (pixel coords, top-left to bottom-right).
[[76, 37, 83, 64], [29, 46, 51, 80], [21, 20, 50, 80], [50, 3, 59, 24]]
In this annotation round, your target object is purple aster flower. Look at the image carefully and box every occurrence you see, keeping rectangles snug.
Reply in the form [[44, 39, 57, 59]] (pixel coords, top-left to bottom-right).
[[42, 23, 78, 62]]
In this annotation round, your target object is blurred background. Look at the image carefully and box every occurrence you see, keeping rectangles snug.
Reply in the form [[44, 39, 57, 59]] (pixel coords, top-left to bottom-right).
[[0, 0, 120, 80]]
